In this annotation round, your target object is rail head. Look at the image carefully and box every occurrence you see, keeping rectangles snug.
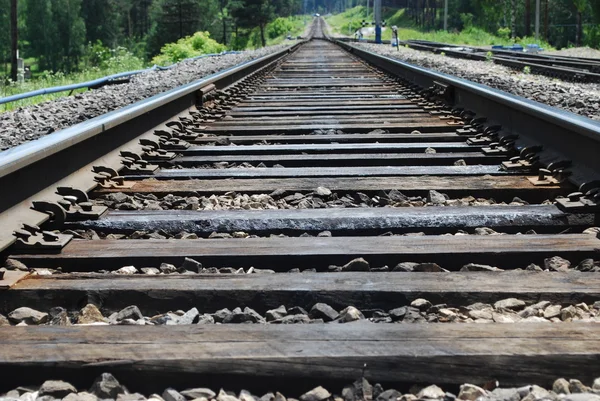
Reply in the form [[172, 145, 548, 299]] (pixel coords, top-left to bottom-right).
[[336, 40, 600, 187], [0, 43, 301, 180]]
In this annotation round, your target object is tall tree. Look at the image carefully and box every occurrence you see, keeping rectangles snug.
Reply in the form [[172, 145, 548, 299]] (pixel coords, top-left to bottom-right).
[[52, 0, 86, 72], [24, 0, 58, 71], [0, 0, 9, 78], [217, 0, 233, 45], [10, 0, 17, 81], [573, 0, 588, 45], [118, 0, 154, 40], [81, 0, 120, 46], [593, 0, 600, 21], [233, 0, 275, 47], [510, 0, 517, 38], [524, 0, 531, 36], [147, 0, 205, 56]]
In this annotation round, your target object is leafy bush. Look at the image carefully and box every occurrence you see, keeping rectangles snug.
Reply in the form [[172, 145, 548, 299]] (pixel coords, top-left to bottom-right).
[[497, 27, 511, 40], [82, 42, 144, 72], [268, 17, 294, 39], [151, 31, 227, 66], [584, 25, 600, 49], [82, 41, 112, 68], [103, 47, 145, 71], [459, 13, 474, 29]]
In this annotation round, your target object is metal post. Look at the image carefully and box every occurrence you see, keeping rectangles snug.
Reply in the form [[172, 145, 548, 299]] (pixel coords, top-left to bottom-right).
[[10, 0, 17, 82], [374, 0, 382, 44], [444, 0, 449, 31], [366, 0, 370, 22], [535, 0, 540, 41]]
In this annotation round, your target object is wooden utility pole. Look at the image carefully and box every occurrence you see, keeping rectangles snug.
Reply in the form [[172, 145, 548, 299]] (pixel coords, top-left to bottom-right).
[[10, 0, 18, 82]]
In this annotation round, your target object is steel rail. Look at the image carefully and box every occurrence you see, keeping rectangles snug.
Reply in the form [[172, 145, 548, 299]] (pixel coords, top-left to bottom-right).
[[336, 39, 600, 187]]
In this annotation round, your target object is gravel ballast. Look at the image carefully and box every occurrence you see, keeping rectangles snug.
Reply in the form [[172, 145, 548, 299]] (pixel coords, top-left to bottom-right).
[[547, 47, 600, 59], [354, 42, 600, 121], [2, 298, 600, 326], [0, 44, 291, 151], [93, 190, 541, 211], [2, 373, 600, 401], [6, 253, 600, 275]]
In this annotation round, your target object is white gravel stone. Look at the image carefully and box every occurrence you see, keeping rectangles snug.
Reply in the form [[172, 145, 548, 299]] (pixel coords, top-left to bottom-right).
[[8, 307, 48, 325], [493, 298, 526, 311], [163, 389, 187, 401], [114, 265, 138, 275], [458, 383, 487, 400], [300, 387, 331, 401], [583, 227, 600, 235], [417, 384, 445, 399], [337, 306, 365, 322], [180, 388, 216, 400], [315, 187, 332, 196]]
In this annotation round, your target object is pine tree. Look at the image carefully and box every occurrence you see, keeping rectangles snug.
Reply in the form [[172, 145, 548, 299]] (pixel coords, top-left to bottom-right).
[[24, 0, 58, 71], [233, 0, 275, 47], [81, 0, 120, 47], [52, 0, 87, 72], [572, 0, 589, 45], [0, 0, 10, 78], [147, 0, 204, 56]]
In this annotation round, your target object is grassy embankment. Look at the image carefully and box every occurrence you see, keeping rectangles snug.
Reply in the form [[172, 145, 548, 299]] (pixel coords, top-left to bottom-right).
[[0, 15, 307, 112], [0, 48, 145, 112], [326, 6, 554, 49]]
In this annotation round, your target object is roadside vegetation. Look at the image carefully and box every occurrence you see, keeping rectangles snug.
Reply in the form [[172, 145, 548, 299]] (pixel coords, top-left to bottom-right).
[[326, 6, 555, 49], [1, 45, 145, 110], [0, 1, 307, 112]]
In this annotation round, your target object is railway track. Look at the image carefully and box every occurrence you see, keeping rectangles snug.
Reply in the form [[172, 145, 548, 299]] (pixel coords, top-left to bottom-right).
[[342, 37, 600, 82], [1, 18, 600, 398], [402, 40, 600, 82]]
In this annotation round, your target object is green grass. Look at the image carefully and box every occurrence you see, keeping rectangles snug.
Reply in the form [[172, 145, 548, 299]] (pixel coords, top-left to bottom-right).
[[1, 48, 145, 112], [326, 6, 554, 49], [2, 70, 113, 112]]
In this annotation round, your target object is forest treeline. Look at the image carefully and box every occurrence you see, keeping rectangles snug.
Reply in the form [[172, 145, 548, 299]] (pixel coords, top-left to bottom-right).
[[399, 0, 600, 49], [0, 0, 308, 74]]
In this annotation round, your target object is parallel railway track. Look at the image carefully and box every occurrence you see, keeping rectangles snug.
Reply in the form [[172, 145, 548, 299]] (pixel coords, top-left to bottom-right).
[[1, 19, 600, 396], [402, 40, 600, 82], [342, 37, 600, 82]]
